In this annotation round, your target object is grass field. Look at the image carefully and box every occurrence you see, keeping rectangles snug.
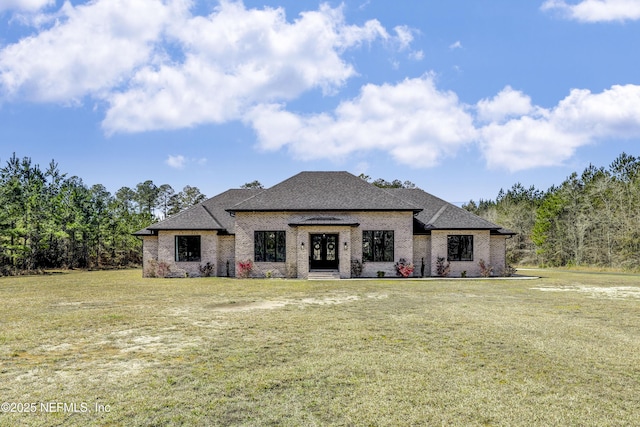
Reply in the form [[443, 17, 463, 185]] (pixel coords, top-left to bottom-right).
[[0, 269, 638, 426]]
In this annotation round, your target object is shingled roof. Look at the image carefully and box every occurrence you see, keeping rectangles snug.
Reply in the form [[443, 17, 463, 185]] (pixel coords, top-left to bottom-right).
[[228, 171, 421, 212], [201, 189, 262, 231], [144, 204, 224, 232], [134, 172, 514, 236], [133, 189, 259, 235], [389, 188, 515, 234]]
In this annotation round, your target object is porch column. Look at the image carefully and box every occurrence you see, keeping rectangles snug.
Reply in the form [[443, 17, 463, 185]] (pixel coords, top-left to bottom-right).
[[339, 228, 352, 278], [296, 228, 309, 279]]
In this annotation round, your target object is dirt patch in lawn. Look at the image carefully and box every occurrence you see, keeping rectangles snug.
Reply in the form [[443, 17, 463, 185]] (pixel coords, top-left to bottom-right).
[[205, 293, 367, 312], [532, 285, 640, 299]]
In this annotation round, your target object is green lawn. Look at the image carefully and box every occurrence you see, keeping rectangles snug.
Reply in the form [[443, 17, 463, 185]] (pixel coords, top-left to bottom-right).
[[0, 269, 638, 426]]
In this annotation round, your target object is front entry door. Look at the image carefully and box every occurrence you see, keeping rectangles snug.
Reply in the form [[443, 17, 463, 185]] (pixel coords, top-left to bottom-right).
[[309, 234, 339, 270]]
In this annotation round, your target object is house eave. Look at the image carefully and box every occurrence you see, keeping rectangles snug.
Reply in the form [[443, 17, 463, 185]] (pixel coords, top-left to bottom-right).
[[227, 208, 421, 214], [143, 226, 225, 232], [288, 222, 360, 227], [418, 226, 507, 232], [132, 229, 158, 236]]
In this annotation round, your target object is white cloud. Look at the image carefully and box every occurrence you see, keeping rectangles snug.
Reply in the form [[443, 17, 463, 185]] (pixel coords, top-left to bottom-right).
[[449, 41, 462, 49], [250, 80, 640, 172], [165, 155, 207, 169], [542, 0, 640, 22], [3, 1, 639, 173], [166, 155, 186, 169], [479, 117, 588, 171], [0, 0, 53, 12], [393, 25, 424, 61], [0, 1, 396, 133], [358, 1, 371, 11], [478, 84, 640, 171], [0, 0, 186, 103], [102, 2, 389, 133], [393, 25, 414, 50], [554, 85, 640, 138], [409, 50, 424, 61], [476, 86, 537, 123], [248, 75, 477, 167]]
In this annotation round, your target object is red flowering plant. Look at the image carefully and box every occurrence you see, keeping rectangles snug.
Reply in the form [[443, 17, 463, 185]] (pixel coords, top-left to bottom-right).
[[436, 256, 450, 277], [394, 258, 414, 278], [478, 259, 493, 277], [157, 261, 171, 278], [236, 260, 253, 278]]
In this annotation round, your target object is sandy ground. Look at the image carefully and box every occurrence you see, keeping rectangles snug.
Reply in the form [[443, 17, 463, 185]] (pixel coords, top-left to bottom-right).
[[531, 285, 640, 299]]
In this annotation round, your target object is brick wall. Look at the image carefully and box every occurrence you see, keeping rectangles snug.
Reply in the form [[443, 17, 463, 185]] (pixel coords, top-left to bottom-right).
[[141, 236, 158, 277], [140, 218, 508, 279], [355, 211, 414, 278], [157, 230, 218, 277], [430, 230, 490, 277], [490, 235, 507, 274], [412, 235, 430, 277], [234, 210, 415, 278], [295, 226, 352, 279], [234, 211, 293, 278], [217, 235, 235, 277]]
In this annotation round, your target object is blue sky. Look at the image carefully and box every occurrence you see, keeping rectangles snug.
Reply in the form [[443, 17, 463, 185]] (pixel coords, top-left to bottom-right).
[[1, 0, 640, 204]]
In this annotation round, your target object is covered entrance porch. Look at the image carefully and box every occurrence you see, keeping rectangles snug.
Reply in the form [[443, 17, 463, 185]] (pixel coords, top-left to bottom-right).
[[290, 217, 359, 279]]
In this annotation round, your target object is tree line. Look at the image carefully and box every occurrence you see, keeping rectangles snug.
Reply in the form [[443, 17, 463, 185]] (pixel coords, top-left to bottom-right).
[[243, 176, 419, 190], [464, 152, 640, 271], [0, 154, 205, 275], [3, 152, 637, 274], [358, 174, 418, 189]]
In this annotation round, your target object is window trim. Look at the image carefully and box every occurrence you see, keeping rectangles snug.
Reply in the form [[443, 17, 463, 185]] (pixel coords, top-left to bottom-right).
[[175, 235, 201, 262], [254, 231, 286, 263], [362, 230, 394, 262], [447, 235, 474, 261]]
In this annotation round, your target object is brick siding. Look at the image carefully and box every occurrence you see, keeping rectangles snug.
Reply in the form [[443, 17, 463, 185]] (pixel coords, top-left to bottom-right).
[[141, 236, 158, 278], [490, 235, 507, 275], [217, 235, 235, 277], [141, 216, 508, 279], [155, 230, 218, 277], [430, 230, 491, 277], [234, 210, 414, 278], [412, 235, 431, 277]]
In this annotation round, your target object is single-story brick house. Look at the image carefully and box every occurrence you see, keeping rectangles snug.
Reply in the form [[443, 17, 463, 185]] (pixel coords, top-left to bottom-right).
[[134, 171, 514, 278]]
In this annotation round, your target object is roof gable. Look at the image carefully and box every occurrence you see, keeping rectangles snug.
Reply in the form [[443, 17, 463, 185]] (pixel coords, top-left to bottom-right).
[[134, 189, 259, 235], [146, 204, 224, 231], [228, 171, 421, 212], [390, 188, 505, 231], [134, 173, 514, 236], [201, 189, 262, 230]]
